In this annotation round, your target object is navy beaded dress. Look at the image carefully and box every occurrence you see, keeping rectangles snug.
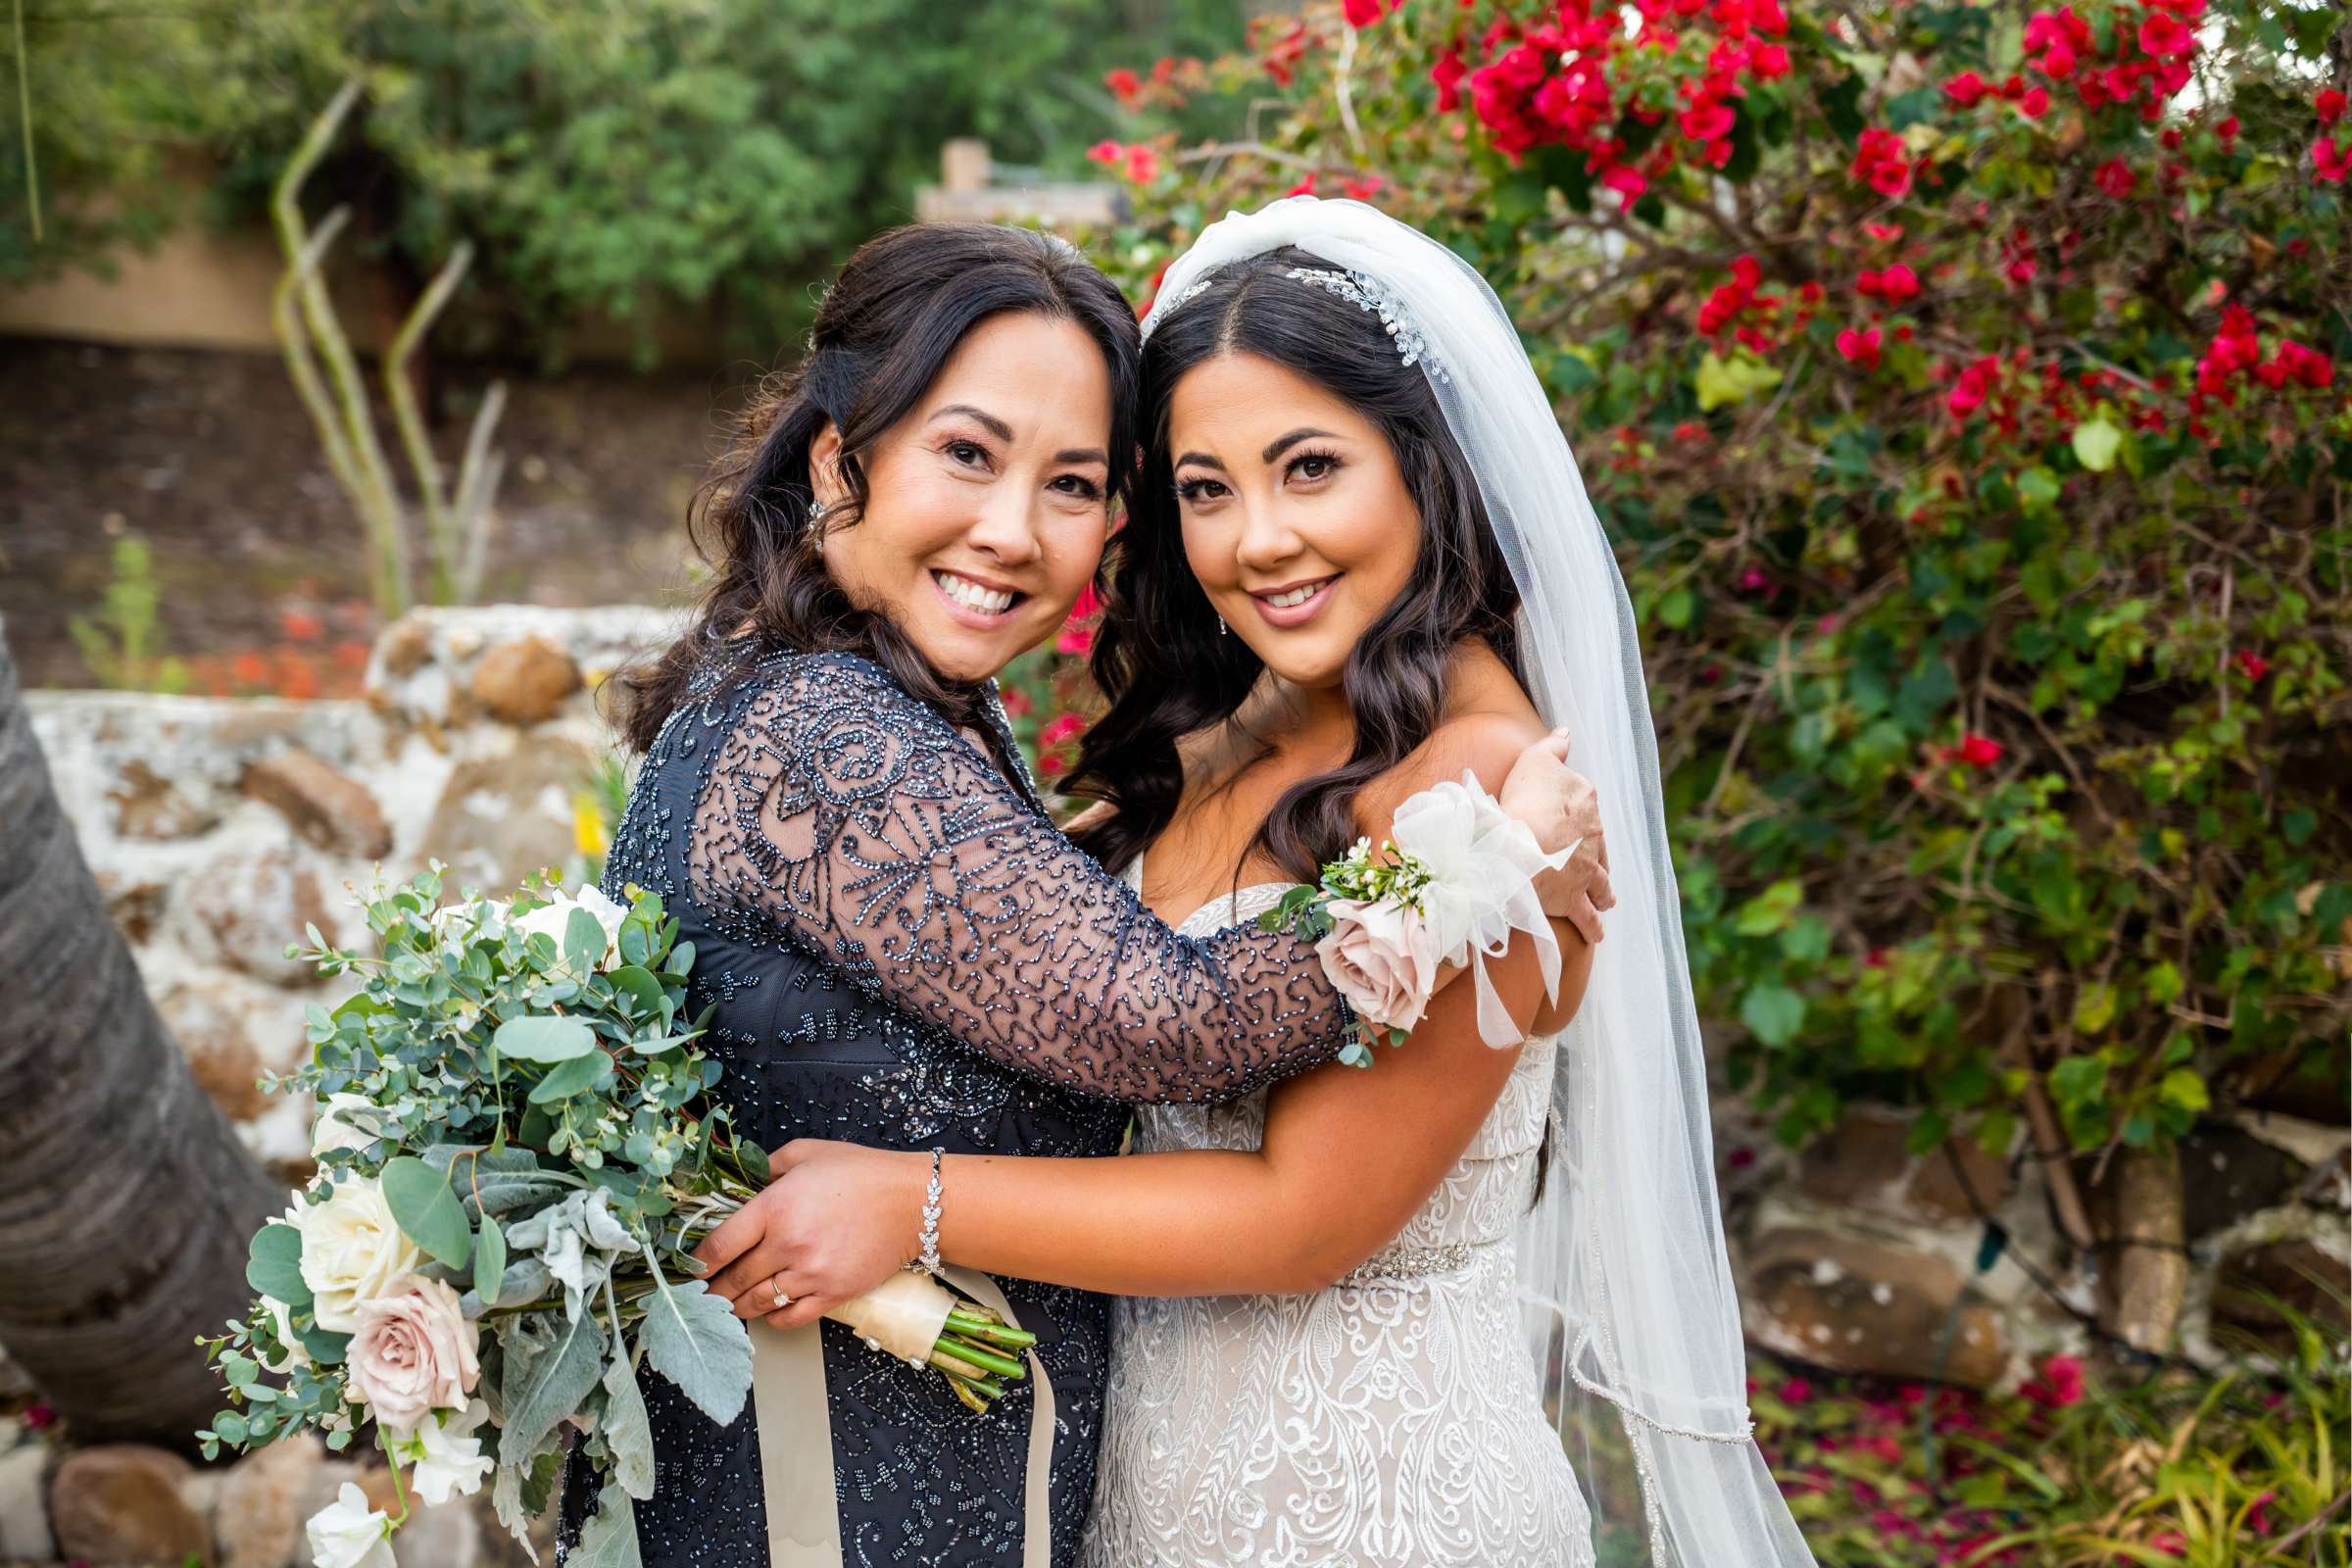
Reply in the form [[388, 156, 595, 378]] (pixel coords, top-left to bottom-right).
[[555, 645, 1350, 1567]]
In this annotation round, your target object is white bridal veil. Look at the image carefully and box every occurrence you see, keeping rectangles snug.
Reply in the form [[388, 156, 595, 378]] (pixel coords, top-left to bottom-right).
[[1140, 196, 1818, 1567]]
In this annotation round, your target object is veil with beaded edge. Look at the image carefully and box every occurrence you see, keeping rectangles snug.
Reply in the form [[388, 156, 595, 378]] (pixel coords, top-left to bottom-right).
[[1140, 196, 1818, 1568]]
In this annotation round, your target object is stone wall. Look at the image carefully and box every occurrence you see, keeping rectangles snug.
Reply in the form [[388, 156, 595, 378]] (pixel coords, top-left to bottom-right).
[[28, 605, 674, 1182], [26, 605, 2352, 1390]]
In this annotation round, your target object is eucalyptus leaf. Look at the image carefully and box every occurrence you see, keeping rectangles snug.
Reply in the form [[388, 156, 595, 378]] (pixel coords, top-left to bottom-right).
[[528, 1051, 611, 1104], [495, 1015, 598, 1063], [608, 965, 666, 1021], [245, 1222, 309, 1307], [474, 1215, 508, 1304], [383, 1156, 473, 1268], [565, 906, 612, 975]]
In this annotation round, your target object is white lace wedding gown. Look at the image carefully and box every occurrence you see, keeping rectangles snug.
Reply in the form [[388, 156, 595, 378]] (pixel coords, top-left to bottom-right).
[[1080, 874, 1597, 1568]]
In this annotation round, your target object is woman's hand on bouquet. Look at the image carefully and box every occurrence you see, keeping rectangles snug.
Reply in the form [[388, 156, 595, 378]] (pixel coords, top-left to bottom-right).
[[1500, 729, 1614, 945], [693, 1139, 926, 1332]]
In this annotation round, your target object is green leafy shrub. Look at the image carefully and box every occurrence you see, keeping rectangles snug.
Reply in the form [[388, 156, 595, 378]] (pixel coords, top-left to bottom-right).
[[1054, 0, 2350, 1161]]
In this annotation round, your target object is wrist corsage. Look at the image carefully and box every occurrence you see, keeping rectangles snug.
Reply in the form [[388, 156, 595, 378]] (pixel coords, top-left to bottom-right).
[[1260, 773, 1575, 1063]]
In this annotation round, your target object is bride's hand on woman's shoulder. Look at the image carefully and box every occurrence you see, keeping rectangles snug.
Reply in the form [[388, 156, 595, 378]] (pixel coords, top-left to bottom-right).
[[1500, 729, 1614, 946], [692, 1139, 926, 1331]]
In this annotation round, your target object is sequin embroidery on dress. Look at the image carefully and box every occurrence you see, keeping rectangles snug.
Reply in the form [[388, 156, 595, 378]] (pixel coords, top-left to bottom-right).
[[1079, 865, 1598, 1568], [554, 646, 1351, 1567]]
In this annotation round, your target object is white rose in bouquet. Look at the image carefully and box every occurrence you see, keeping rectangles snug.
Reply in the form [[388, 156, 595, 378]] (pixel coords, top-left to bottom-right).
[[296, 1179, 423, 1334], [510, 884, 629, 973], [255, 1294, 312, 1376], [398, 1396, 494, 1504], [310, 1093, 384, 1159], [305, 1481, 394, 1568], [347, 1274, 481, 1437]]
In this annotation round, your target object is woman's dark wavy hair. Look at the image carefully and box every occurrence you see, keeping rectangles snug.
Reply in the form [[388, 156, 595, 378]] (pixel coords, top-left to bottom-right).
[[1067, 246, 1523, 882], [615, 222, 1140, 754]]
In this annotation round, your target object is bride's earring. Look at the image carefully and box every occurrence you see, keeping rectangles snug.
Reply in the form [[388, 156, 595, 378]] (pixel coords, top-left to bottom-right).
[[807, 498, 826, 557], [1216, 613, 1227, 637]]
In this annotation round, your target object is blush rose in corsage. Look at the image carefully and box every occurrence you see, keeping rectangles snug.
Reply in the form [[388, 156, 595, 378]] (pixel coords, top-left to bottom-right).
[[199, 866, 1036, 1567], [1260, 773, 1579, 1063]]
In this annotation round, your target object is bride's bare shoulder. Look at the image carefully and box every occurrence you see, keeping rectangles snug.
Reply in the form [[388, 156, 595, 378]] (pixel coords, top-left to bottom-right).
[[1354, 656, 1547, 836]]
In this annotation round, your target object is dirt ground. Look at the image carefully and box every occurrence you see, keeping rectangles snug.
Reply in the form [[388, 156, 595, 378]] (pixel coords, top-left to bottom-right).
[[0, 336, 766, 689]]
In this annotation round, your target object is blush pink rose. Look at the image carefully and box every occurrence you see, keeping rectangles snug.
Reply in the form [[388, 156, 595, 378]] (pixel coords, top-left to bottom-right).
[[1315, 899, 1442, 1034], [347, 1274, 481, 1437]]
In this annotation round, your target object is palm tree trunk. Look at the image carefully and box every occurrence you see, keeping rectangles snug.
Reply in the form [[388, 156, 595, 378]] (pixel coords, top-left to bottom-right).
[[0, 623, 280, 1446]]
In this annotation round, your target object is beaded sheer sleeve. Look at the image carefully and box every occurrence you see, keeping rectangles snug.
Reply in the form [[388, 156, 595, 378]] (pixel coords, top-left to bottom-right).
[[682, 649, 1350, 1104]]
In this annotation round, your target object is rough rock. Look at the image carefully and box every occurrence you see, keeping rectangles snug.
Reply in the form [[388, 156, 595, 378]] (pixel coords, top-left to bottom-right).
[[95, 869, 170, 946], [174, 843, 336, 988], [48, 1444, 214, 1567], [214, 1432, 325, 1568], [470, 635, 582, 726], [152, 978, 286, 1122], [418, 738, 599, 890], [0, 1429, 52, 1559], [376, 612, 435, 678], [2212, 1237, 2352, 1351], [1796, 1104, 2013, 1223], [109, 758, 224, 840], [1744, 1225, 2006, 1387], [2094, 1145, 2188, 1353], [243, 749, 394, 859], [2179, 1123, 2309, 1242]]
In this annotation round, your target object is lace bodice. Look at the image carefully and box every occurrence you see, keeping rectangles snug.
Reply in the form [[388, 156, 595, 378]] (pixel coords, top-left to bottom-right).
[[1081, 872, 1595, 1567]]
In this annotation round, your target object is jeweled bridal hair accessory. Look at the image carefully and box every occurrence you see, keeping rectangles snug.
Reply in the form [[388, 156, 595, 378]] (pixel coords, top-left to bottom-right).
[[1145, 260, 1449, 382], [1139, 196, 1819, 1568]]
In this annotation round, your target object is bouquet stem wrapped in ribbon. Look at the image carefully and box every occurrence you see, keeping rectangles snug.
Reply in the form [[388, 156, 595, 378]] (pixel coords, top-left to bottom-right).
[[1261, 773, 1577, 1062], [196, 868, 1025, 1567]]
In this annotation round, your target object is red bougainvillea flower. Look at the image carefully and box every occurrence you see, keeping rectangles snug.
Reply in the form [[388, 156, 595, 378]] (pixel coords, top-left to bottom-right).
[[1056, 625, 1095, 657], [2233, 650, 2271, 681], [1943, 70, 1992, 107], [998, 686, 1033, 717], [1343, 173, 1387, 202], [1947, 356, 2001, 418], [1864, 220, 1904, 242], [1287, 172, 1320, 197], [1956, 733, 2004, 768], [1103, 67, 1141, 104], [1863, 948, 1889, 970], [1086, 140, 1120, 166], [2094, 157, 2136, 197], [2017, 84, 2051, 120], [1836, 325, 1883, 369], [1857, 264, 1919, 304], [1343, 0, 1394, 25], [1431, 46, 1467, 112], [1738, 565, 1772, 594], [2248, 1491, 2277, 1535], [279, 607, 326, 641], [2137, 10, 2195, 59], [1040, 712, 1086, 747], [2020, 1353, 2085, 1407], [1123, 144, 1160, 183], [1600, 163, 1648, 206], [1779, 1378, 1813, 1404], [1850, 126, 1913, 197], [2314, 136, 2350, 183], [2320, 88, 2347, 127]]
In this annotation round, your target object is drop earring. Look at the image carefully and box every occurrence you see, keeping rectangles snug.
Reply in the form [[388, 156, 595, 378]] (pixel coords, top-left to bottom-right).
[[1216, 613, 1227, 637], [808, 498, 826, 556]]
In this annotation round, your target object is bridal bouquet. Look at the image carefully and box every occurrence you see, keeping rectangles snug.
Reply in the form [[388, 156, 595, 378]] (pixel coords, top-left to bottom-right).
[[196, 869, 1034, 1566], [1260, 774, 1574, 1062]]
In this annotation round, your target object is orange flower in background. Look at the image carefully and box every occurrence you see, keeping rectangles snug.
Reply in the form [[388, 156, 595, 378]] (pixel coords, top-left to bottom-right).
[[280, 607, 326, 642]]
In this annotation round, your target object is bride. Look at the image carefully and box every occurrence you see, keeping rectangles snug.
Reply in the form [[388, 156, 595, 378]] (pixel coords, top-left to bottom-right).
[[714, 199, 1819, 1566]]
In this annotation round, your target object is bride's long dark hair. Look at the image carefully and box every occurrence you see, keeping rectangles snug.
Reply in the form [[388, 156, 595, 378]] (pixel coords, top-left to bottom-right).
[[1067, 247, 1523, 881]]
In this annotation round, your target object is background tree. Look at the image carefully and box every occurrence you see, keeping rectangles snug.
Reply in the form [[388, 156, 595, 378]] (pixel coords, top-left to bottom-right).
[[0, 624, 282, 1446], [2, 0, 1252, 364]]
